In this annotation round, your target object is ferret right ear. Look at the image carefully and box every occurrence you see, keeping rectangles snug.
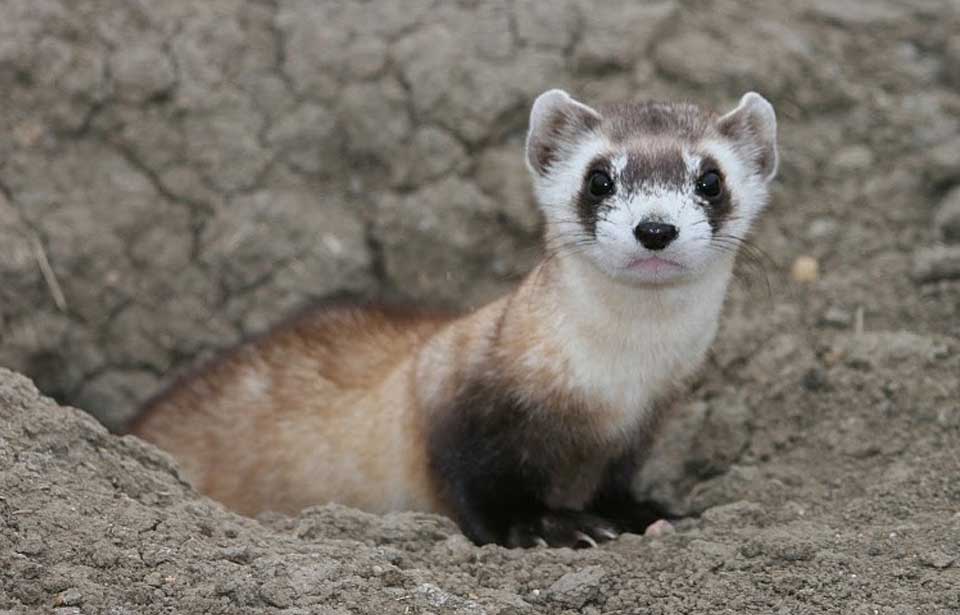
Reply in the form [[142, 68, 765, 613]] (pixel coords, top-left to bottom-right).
[[717, 92, 778, 182], [525, 89, 602, 177]]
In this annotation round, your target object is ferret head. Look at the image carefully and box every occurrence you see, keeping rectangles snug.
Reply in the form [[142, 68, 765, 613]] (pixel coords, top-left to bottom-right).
[[525, 90, 778, 286]]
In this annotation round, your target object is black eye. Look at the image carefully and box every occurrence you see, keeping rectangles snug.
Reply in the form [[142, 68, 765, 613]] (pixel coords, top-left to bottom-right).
[[587, 170, 614, 198], [696, 171, 723, 199]]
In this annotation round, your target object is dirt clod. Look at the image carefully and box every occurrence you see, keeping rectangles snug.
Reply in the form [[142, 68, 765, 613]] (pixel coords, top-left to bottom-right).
[[54, 589, 82, 607], [912, 245, 960, 282], [919, 550, 956, 570], [546, 566, 605, 609], [935, 186, 960, 243]]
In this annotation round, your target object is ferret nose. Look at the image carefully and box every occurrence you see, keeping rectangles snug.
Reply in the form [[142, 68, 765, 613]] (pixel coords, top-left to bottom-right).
[[633, 222, 679, 251]]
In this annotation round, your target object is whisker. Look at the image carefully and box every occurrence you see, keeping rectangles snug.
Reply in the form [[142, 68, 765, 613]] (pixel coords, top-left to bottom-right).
[[706, 236, 773, 299], [532, 232, 597, 287]]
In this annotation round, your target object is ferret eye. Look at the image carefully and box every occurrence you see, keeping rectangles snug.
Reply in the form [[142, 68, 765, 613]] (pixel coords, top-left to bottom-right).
[[696, 171, 723, 199], [587, 170, 614, 198]]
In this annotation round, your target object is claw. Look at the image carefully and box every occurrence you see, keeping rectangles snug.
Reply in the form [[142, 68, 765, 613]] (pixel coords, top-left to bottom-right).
[[534, 536, 548, 548], [596, 527, 619, 541], [574, 531, 598, 548]]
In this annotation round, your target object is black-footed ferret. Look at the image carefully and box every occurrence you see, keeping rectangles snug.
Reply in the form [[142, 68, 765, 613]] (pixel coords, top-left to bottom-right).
[[131, 89, 778, 548]]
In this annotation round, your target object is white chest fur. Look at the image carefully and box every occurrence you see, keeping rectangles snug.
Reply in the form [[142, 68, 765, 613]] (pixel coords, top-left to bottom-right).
[[551, 255, 733, 438]]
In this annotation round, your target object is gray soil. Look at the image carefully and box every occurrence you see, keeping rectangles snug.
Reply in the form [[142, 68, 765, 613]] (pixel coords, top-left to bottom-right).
[[2, 0, 960, 613]]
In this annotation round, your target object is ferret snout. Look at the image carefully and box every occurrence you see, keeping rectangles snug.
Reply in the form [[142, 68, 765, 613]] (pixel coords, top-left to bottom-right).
[[633, 222, 679, 251]]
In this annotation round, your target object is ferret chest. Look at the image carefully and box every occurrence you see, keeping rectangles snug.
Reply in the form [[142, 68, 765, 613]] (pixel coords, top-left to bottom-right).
[[558, 309, 717, 436], [538, 258, 727, 435]]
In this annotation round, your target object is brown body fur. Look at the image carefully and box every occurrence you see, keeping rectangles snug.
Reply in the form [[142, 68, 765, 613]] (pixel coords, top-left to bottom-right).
[[132, 304, 455, 517]]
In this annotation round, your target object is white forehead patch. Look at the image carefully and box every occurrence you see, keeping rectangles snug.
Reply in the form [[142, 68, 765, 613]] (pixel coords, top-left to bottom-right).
[[681, 147, 702, 177], [611, 153, 629, 177]]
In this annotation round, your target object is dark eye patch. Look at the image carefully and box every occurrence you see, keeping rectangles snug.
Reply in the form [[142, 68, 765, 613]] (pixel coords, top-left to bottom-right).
[[696, 155, 732, 234], [574, 155, 615, 237]]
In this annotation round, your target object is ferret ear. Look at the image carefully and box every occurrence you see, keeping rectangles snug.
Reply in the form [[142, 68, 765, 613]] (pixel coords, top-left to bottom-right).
[[717, 92, 778, 182], [525, 89, 602, 177]]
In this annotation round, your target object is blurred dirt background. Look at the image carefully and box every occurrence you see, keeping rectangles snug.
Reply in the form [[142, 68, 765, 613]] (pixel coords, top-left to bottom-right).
[[2, 0, 960, 612]]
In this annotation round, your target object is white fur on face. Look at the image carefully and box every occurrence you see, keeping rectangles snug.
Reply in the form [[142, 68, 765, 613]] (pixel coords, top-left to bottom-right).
[[592, 147, 708, 284], [537, 137, 771, 287]]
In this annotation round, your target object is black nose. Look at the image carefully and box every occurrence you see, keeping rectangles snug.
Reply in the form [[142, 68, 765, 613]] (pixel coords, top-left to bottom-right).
[[633, 222, 679, 251]]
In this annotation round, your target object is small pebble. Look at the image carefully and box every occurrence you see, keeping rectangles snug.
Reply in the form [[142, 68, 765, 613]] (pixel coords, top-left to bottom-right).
[[740, 539, 763, 558], [912, 245, 960, 283], [919, 549, 955, 569], [220, 545, 252, 563], [644, 519, 676, 537], [937, 406, 960, 428], [57, 588, 82, 607], [144, 572, 164, 587], [820, 306, 852, 328], [802, 367, 829, 391], [926, 137, 960, 185], [808, 217, 838, 240], [791, 256, 819, 283], [934, 185, 960, 243], [547, 566, 604, 609]]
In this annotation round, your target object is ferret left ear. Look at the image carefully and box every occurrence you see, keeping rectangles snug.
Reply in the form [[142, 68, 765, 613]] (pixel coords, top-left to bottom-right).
[[717, 92, 778, 182], [525, 89, 602, 177]]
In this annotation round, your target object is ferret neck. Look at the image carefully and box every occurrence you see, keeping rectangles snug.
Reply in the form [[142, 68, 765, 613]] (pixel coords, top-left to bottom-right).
[[547, 254, 734, 332], [545, 254, 732, 425], [490, 252, 735, 436]]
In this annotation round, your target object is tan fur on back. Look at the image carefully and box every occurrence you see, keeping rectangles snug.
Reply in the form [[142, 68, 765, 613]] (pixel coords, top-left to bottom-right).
[[132, 305, 454, 516]]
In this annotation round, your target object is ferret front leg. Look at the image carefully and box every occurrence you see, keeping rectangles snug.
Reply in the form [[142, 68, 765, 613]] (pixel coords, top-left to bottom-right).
[[428, 421, 546, 546], [431, 442, 621, 548], [428, 381, 631, 547], [435, 467, 545, 547]]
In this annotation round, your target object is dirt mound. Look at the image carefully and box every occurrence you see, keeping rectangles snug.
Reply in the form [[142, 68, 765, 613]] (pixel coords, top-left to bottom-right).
[[2, 0, 960, 611], [2, 333, 958, 612]]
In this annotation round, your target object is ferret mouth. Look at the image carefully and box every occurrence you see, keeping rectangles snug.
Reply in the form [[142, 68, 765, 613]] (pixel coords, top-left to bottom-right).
[[626, 256, 685, 274]]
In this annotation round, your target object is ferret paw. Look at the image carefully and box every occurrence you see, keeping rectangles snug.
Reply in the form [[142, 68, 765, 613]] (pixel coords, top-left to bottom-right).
[[507, 510, 620, 549]]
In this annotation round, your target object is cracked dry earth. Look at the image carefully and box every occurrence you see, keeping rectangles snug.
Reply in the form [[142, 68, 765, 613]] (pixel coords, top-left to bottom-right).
[[2, 0, 960, 613]]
